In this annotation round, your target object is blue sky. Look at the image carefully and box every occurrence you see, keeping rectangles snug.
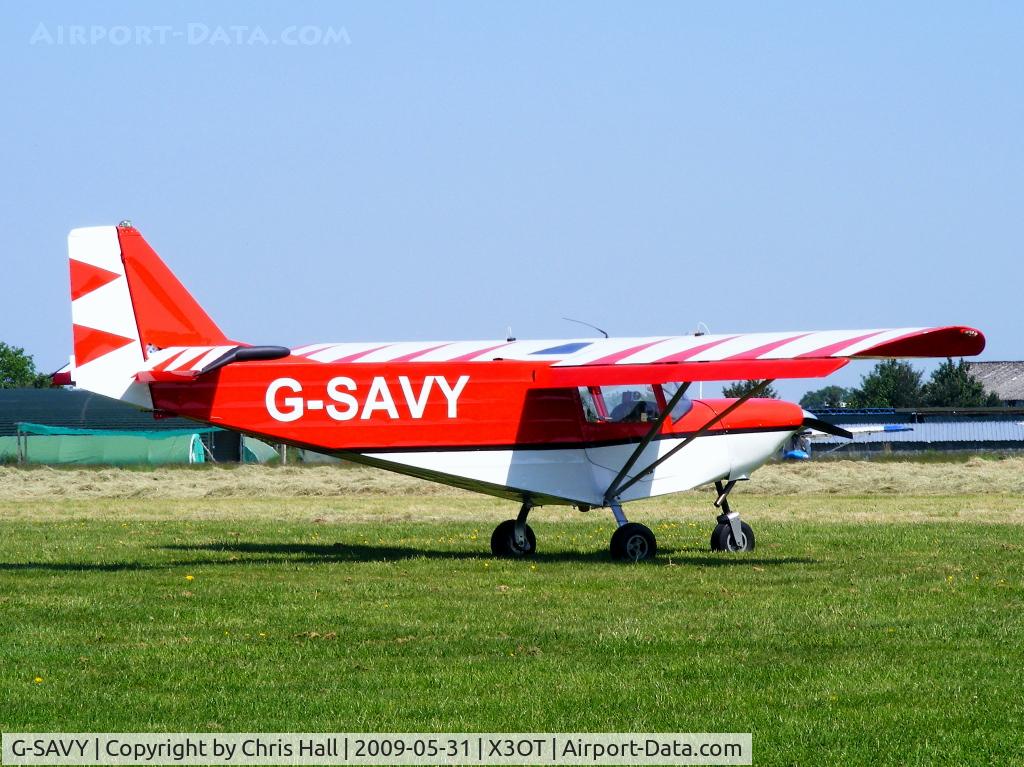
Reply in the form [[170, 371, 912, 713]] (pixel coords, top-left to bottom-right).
[[1, 2, 1020, 400]]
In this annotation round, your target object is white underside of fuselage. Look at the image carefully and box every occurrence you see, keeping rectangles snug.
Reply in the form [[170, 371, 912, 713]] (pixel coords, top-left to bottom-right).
[[355, 429, 796, 507]]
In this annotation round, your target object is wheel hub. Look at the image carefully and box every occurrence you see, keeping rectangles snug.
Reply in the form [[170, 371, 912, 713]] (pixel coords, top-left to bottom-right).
[[625, 534, 649, 561]]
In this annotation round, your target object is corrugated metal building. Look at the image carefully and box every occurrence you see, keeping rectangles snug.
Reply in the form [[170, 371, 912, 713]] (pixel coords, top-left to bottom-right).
[[808, 406, 1024, 454], [812, 419, 1024, 454]]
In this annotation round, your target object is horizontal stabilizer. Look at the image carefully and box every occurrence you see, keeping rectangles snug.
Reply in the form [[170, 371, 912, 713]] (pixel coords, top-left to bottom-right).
[[136, 344, 292, 382]]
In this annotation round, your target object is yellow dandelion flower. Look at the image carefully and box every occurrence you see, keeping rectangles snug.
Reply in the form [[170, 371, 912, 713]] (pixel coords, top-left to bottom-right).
[[185, 574, 194, 581], [34, 677, 43, 684]]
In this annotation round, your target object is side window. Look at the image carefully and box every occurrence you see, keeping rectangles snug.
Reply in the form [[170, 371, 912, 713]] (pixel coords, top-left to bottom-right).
[[605, 385, 659, 422], [579, 385, 660, 423]]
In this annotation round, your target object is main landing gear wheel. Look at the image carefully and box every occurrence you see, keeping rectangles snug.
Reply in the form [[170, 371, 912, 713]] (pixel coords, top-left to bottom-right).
[[490, 519, 537, 558], [610, 522, 657, 562], [710, 520, 755, 552]]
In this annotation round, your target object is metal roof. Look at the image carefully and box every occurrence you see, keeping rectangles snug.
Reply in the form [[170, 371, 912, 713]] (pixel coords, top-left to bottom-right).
[[0, 389, 201, 437], [967, 361, 1024, 401]]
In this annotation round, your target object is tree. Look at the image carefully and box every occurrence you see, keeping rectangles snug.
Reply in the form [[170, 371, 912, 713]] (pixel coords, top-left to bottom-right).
[[722, 379, 779, 399], [799, 385, 854, 410], [848, 360, 923, 408], [921, 357, 1001, 407], [0, 343, 51, 388]]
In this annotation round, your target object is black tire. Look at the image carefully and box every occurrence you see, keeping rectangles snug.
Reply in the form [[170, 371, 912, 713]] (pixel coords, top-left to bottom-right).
[[710, 521, 755, 552], [490, 519, 537, 558], [610, 522, 657, 562]]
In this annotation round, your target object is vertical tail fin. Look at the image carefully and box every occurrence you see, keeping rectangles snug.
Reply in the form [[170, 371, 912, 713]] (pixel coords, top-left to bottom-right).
[[117, 225, 228, 349], [69, 222, 230, 405]]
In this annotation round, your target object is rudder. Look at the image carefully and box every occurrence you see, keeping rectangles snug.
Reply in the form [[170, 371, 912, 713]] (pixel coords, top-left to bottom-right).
[[117, 225, 228, 349]]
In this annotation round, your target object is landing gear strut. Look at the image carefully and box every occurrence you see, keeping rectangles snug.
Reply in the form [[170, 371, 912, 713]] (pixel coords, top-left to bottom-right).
[[710, 480, 754, 552], [608, 502, 657, 562], [491, 502, 537, 558]]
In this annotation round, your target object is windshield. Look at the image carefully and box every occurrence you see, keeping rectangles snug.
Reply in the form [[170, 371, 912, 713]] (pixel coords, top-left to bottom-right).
[[661, 382, 694, 422]]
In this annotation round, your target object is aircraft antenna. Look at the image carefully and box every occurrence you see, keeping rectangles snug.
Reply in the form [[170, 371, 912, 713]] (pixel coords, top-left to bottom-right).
[[694, 322, 710, 397], [562, 317, 609, 338]]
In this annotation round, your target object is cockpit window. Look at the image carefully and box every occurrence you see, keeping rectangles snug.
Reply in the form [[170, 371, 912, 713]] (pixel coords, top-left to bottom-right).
[[579, 385, 660, 423], [579, 382, 693, 425]]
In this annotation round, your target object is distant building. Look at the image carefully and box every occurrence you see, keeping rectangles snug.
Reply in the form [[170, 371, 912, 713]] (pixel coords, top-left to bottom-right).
[[806, 406, 1024, 455], [967, 362, 1024, 407]]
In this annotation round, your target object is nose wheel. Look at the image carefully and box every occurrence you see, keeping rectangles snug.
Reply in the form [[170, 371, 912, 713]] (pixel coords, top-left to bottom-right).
[[711, 517, 754, 552], [710, 480, 755, 552]]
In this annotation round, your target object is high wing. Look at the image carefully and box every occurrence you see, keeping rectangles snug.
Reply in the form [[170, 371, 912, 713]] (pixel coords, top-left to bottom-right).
[[135, 326, 984, 386], [540, 326, 984, 385]]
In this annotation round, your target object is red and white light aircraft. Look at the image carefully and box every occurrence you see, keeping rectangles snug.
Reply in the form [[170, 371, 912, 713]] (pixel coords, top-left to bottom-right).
[[67, 222, 985, 561]]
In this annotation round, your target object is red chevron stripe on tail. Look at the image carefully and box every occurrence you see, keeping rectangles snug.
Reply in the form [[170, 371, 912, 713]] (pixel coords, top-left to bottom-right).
[[72, 325, 134, 366], [70, 259, 120, 301]]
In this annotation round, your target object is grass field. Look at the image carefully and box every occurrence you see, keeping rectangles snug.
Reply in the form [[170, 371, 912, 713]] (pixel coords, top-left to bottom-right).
[[1, 460, 1023, 765]]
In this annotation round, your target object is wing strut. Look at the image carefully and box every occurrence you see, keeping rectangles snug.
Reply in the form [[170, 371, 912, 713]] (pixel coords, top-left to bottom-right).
[[604, 379, 776, 503]]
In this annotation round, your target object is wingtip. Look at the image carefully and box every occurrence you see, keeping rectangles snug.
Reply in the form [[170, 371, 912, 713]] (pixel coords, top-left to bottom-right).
[[852, 326, 986, 359]]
